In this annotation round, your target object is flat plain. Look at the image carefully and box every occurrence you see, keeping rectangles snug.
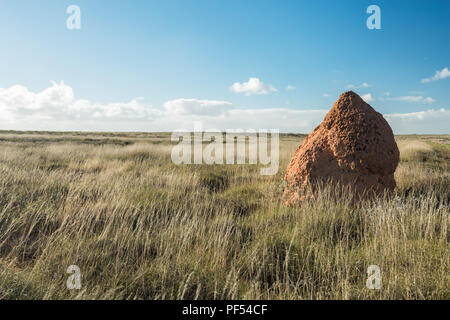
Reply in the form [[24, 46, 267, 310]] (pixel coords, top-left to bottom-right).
[[0, 131, 448, 299]]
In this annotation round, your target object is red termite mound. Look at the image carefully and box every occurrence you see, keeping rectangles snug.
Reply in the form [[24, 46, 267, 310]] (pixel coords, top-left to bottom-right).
[[284, 91, 399, 204]]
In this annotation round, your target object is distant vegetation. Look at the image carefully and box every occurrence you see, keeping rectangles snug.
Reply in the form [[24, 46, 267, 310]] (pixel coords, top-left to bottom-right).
[[0, 131, 448, 299]]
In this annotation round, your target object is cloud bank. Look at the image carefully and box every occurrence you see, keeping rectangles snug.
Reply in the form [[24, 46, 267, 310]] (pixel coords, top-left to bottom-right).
[[0, 82, 449, 134], [0, 81, 162, 122], [387, 95, 435, 104], [163, 98, 232, 116], [384, 108, 450, 134]]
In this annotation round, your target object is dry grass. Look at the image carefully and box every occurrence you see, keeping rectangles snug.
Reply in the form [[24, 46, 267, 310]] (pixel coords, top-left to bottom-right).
[[397, 139, 434, 162], [0, 131, 448, 300]]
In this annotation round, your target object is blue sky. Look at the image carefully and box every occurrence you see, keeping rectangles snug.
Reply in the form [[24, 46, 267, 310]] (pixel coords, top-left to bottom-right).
[[0, 0, 449, 133]]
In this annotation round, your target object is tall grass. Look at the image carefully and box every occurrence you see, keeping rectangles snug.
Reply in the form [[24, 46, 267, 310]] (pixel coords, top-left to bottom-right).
[[0, 132, 448, 299]]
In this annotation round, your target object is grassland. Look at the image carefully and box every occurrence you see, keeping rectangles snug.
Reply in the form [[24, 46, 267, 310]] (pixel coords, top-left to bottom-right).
[[0, 131, 448, 299]]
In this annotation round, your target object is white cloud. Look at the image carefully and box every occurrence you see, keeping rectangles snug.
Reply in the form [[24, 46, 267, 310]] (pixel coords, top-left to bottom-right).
[[422, 97, 435, 104], [163, 98, 232, 116], [361, 93, 375, 103], [286, 85, 296, 91], [347, 82, 371, 89], [1, 82, 448, 134], [387, 95, 435, 104], [230, 77, 277, 95], [421, 67, 450, 83], [0, 82, 73, 119], [323, 93, 330, 97]]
